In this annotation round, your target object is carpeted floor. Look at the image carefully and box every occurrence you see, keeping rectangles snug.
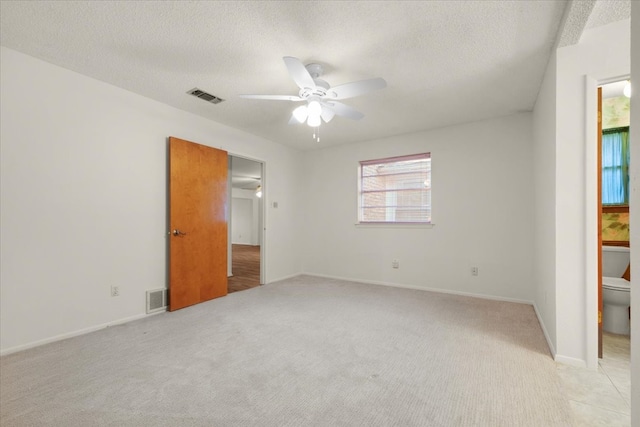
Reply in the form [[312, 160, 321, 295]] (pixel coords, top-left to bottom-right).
[[0, 276, 575, 426]]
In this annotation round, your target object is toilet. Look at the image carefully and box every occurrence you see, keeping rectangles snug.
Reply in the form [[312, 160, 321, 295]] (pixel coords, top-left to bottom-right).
[[602, 245, 631, 335]]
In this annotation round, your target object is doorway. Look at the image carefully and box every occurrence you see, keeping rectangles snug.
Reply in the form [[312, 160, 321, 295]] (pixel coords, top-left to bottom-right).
[[597, 80, 631, 367], [228, 155, 264, 293]]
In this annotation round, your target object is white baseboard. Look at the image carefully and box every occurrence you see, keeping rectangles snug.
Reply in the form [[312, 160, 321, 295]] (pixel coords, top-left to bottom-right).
[[0, 310, 166, 357], [306, 273, 575, 363], [303, 272, 534, 305], [1, 269, 305, 356], [266, 273, 303, 284], [533, 303, 556, 358], [531, 304, 589, 368], [555, 354, 587, 368]]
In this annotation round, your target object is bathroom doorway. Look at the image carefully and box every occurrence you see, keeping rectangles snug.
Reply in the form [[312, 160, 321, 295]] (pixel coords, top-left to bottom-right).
[[597, 80, 631, 363], [228, 155, 264, 293]]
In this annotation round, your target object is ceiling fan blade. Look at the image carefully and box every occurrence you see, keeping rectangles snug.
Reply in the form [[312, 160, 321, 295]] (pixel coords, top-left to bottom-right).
[[327, 77, 387, 100], [283, 56, 316, 90], [321, 107, 335, 123], [321, 101, 364, 120], [239, 94, 303, 101]]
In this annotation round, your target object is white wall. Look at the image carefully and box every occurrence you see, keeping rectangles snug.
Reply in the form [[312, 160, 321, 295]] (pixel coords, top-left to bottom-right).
[[629, 2, 639, 423], [532, 52, 558, 355], [0, 47, 303, 354], [231, 188, 261, 245], [232, 198, 252, 244], [554, 19, 630, 366], [302, 113, 535, 302]]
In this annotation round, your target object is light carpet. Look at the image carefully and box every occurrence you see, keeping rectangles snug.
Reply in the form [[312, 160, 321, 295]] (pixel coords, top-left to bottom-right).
[[0, 275, 575, 426]]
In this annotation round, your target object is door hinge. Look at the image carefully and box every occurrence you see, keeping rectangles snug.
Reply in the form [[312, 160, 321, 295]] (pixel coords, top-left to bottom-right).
[[598, 310, 602, 324]]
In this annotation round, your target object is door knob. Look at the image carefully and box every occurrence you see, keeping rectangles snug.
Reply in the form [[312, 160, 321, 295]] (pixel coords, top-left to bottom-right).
[[172, 229, 187, 236]]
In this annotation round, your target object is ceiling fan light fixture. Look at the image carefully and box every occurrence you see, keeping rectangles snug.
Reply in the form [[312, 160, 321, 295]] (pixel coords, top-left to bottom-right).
[[307, 114, 320, 128], [307, 100, 322, 116], [623, 80, 631, 98], [292, 105, 308, 123], [240, 57, 387, 129], [321, 107, 335, 123], [307, 114, 321, 127]]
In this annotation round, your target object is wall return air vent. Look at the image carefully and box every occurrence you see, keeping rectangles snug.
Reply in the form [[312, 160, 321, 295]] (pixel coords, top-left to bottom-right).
[[146, 288, 167, 314], [187, 88, 225, 104]]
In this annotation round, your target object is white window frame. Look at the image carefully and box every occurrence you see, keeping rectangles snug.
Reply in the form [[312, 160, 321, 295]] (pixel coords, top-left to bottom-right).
[[357, 153, 432, 227]]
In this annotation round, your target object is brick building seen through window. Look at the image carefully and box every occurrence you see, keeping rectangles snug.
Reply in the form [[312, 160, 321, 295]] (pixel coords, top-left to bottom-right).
[[358, 153, 431, 223]]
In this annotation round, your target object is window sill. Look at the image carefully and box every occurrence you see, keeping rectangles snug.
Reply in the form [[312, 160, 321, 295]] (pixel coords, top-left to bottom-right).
[[602, 205, 629, 213], [355, 222, 435, 229]]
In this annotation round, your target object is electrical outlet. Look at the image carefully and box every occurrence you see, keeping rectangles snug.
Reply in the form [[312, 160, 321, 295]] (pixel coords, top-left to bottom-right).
[[471, 267, 479, 276], [111, 286, 120, 297], [392, 260, 399, 269]]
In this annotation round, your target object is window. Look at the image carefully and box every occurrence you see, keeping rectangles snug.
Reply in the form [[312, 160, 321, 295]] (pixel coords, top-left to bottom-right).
[[602, 127, 629, 205], [358, 153, 431, 224]]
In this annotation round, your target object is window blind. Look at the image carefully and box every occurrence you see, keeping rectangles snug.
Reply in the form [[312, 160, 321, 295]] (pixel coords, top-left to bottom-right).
[[359, 153, 431, 223]]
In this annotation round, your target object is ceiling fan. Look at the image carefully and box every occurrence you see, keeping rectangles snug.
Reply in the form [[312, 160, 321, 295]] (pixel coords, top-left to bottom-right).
[[240, 57, 387, 127]]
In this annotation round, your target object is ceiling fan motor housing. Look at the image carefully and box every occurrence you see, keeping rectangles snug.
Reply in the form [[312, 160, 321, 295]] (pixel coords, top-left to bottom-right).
[[299, 63, 332, 98], [299, 80, 330, 99], [305, 63, 324, 78]]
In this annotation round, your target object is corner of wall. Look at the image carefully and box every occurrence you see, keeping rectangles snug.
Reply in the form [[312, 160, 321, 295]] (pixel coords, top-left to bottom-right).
[[532, 302, 556, 358], [532, 48, 558, 355]]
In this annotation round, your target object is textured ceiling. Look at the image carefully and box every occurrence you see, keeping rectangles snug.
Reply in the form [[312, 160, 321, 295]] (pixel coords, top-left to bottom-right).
[[0, 1, 623, 151], [585, 0, 631, 29], [556, 0, 597, 48], [556, 0, 630, 47]]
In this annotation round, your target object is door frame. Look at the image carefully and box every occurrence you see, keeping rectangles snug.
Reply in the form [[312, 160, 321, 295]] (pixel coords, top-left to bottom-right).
[[228, 152, 267, 285], [585, 74, 631, 369]]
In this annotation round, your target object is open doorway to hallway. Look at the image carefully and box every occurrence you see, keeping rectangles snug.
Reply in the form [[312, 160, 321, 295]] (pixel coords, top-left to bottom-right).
[[228, 156, 263, 293]]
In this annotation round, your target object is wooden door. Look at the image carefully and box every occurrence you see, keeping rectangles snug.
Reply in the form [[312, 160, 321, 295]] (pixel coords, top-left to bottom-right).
[[169, 137, 228, 311], [597, 87, 603, 358]]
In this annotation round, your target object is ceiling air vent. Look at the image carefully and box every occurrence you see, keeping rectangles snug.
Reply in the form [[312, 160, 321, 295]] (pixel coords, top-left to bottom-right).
[[187, 88, 225, 104]]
